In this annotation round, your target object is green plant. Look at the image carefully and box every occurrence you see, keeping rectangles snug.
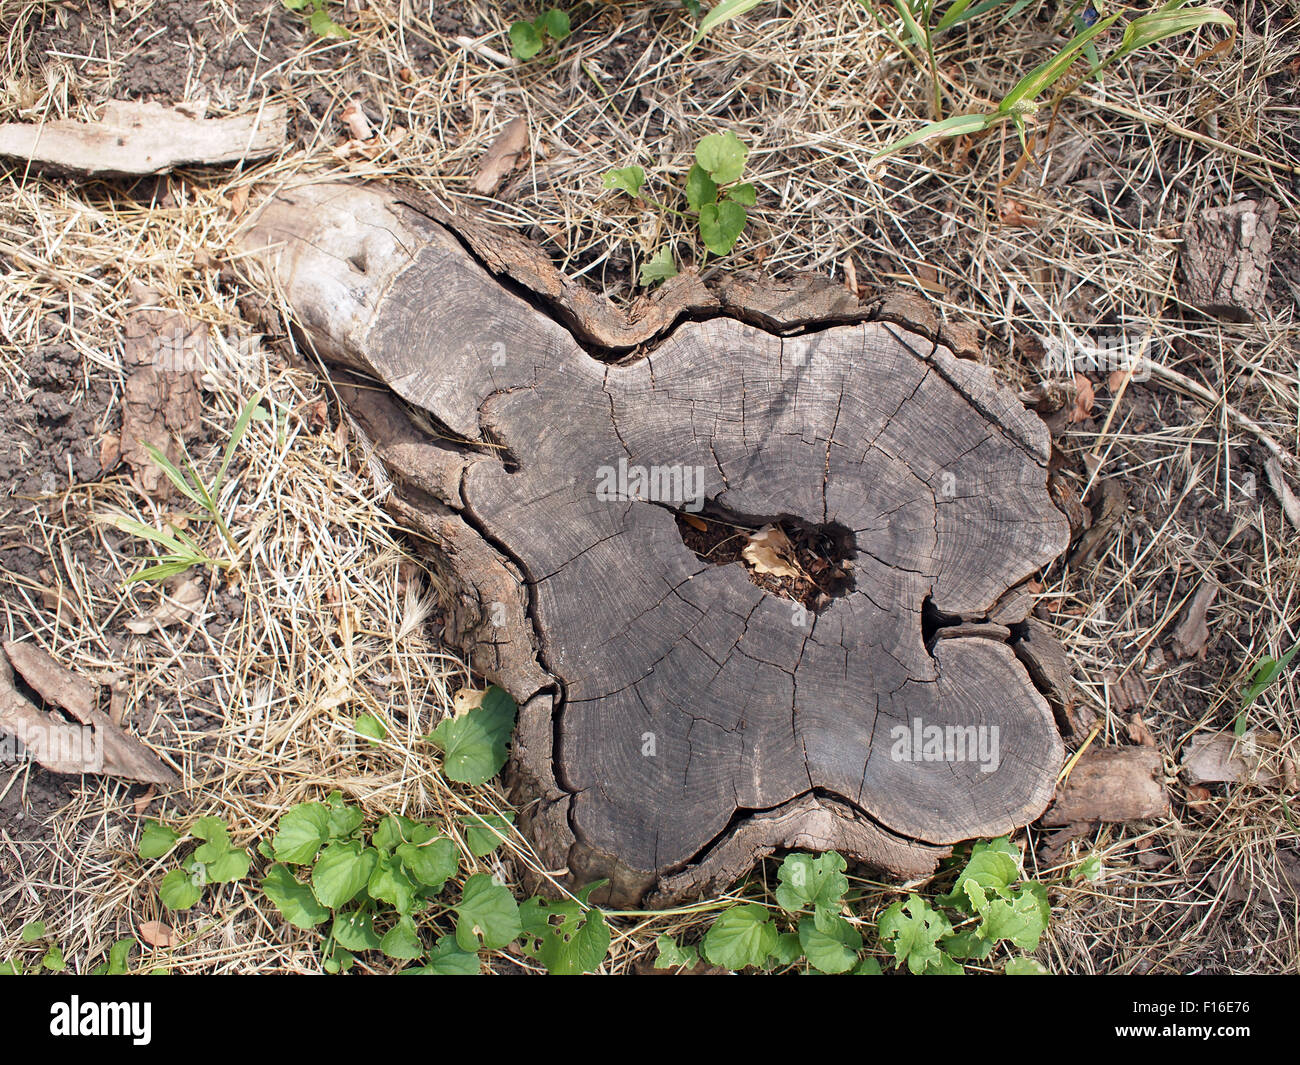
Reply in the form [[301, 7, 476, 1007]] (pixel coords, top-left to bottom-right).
[[657, 836, 1054, 974], [1235, 641, 1298, 734], [604, 131, 756, 285], [102, 392, 265, 583], [510, 9, 571, 60], [139, 815, 251, 912], [280, 0, 349, 38]]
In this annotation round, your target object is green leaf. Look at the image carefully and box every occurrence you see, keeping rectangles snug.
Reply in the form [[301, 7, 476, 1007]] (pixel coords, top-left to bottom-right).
[[603, 165, 646, 197], [0, 959, 22, 975], [101, 939, 135, 975], [870, 112, 994, 162], [639, 246, 679, 285], [308, 6, 350, 37], [938, 837, 1021, 912], [159, 868, 202, 911], [928, 950, 965, 974], [510, 21, 543, 60], [203, 845, 250, 884], [1075, 854, 1103, 882], [519, 897, 610, 974], [355, 713, 387, 744], [405, 935, 482, 975], [311, 842, 378, 909], [21, 921, 46, 942], [281, 0, 313, 10], [42, 945, 66, 972], [368, 854, 418, 914], [261, 863, 331, 930], [653, 934, 699, 970], [332, 909, 382, 952], [1115, 3, 1234, 61], [1243, 644, 1298, 706], [461, 812, 516, 858], [877, 895, 953, 974], [138, 821, 181, 860], [539, 9, 571, 41], [1006, 956, 1050, 974], [940, 928, 995, 961], [798, 912, 862, 974], [455, 874, 522, 951], [141, 443, 205, 508], [698, 199, 747, 255], [685, 163, 719, 210], [999, 11, 1124, 112], [381, 916, 425, 960], [426, 685, 517, 785], [726, 181, 757, 207], [774, 851, 849, 913], [326, 796, 365, 841], [213, 390, 264, 492], [978, 889, 1049, 951], [372, 813, 419, 853], [695, 131, 748, 184], [768, 932, 803, 969], [702, 903, 778, 970], [272, 802, 331, 865], [691, 0, 766, 45], [854, 955, 883, 974], [396, 836, 458, 891]]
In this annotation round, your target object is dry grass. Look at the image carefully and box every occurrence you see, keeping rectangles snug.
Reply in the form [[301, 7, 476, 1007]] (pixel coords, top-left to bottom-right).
[[0, 0, 1297, 973]]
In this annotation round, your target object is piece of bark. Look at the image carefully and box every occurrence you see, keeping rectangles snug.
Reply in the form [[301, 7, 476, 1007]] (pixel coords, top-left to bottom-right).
[[0, 100, 286, 177], [1181, 730, 1282, 786], [1170, 580, 1218, 660], [119, 307, 204, 500], [1068, 477, 1126, 568], [1011, 618, 1088, 736], [238, 181, 1072, 906], [1041, 747, 1169, 826], [470, 117, 529, 196], [1, 640, 176, 786], [1179, 198, 1278, 321], [1264, 456, 1300, 530]]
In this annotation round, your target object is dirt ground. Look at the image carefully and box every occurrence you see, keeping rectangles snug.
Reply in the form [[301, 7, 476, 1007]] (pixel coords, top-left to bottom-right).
[[1, 0, 1298, 974]]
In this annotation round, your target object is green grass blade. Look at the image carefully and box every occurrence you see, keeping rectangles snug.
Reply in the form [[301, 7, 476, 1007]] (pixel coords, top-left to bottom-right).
[[100, 514, 186, 553], [691, 0, 767, 44], [141, 443, 205, 507], [870, 111, 995, 162], [214, 390, 264, 492], [998, 11, 1123, 111]]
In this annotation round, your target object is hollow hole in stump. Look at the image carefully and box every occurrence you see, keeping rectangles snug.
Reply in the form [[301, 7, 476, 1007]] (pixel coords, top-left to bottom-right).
[[675, 505, 857, 612], [921, 595, 964, 646]]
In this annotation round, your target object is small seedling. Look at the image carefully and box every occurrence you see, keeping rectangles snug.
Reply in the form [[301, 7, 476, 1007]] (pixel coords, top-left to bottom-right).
[[140, 815, 251, 912], [510, 9, 571, 60], [603, 131, 756, 285], [281, 0, 349, 38]]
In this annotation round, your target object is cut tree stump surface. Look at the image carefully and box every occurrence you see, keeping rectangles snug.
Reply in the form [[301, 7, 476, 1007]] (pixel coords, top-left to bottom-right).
[[238, 182, 1072, 905]]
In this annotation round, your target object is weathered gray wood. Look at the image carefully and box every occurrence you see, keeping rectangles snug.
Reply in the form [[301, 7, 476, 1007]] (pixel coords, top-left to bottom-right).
[[238, 182, 1072, 905]]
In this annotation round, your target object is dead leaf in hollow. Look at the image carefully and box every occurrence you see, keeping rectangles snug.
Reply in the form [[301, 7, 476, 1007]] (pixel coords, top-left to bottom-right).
[[1067, 373, 1096, 423], [138, 921, 173, 948], [741, 525, 802, 580], [679, 513, 707, 532], [470, 117, 529, 196], [125, 579, 204, 634]]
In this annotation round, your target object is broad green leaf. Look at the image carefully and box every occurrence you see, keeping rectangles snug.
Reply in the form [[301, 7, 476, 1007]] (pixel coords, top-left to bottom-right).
[[726, 181, 757, 206], [101, 938, 135, 975], [426, 686, 517, 785], [603, 165, 646, 197], [381, 916, 425, 960], [702, 903, 778, 970], [639, 246, 679, 285], [798, 912, 862, 974], [369, 854, 419, 914], [685, 163, 719, 210], [461, 812, 516, 858], [510, 21, 543, 60], [928, 950, 965, 974], [938, 841, 1021, 911], [1006, 956, 1050, 974], [311, 842, 378, 909], [331, 909, 382, 952], [877, 895, 952, 974], [202, 845, 250, 884], [405, 935, 482, 975], [538, 9, 571, 41], [261, 864, 330, 930], [0, 959, 21, 975], [978, 888, 1049, 951], [768, 932, 803, 968], [692, 0, 766, 45], [520, 897, 610, 974], [271, 802, 331, 865], [854, 955, 883, 974], [653, 934, 699, 970], [326, 797, 365, 841], [940, 928, 995, 961], [774, 851, 849, 913], [159, 868, 202, 910], [455, 874, 522, 951], [308, 6, 350, 37], [21, 921, 46, 942], [695, 131, 748, 184], [42, 946, 66, 971], [190, 816, 230, 848], [1075, 854, 1103, 882], [396, 836, 458, 891], [698, 199, 747, 255], [138, 821, 180, 860], [355, 713, 387, 744], [372, 813, 420, 853], [870, 112, 994, 162]]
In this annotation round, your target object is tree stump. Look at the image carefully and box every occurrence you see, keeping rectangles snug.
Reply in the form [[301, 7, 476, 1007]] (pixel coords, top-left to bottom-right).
[[238, 182, 1071, 906]]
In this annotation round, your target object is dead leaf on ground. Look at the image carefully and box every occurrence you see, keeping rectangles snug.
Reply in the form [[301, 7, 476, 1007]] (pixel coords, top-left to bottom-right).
[[1170, 580, 1218, 659], [0, 640, 176, 785], [998, 197, 1040, 228], [1126, 712, 1157, 748], [470, 117, 529, 196], [340, 99, 374, 142], [740, 525, 802, 580], [1067, 373, 1096, 423], [125, 579, 204, 634], [1181, 729, 1282, 786], [138, 921, 173, 948]]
